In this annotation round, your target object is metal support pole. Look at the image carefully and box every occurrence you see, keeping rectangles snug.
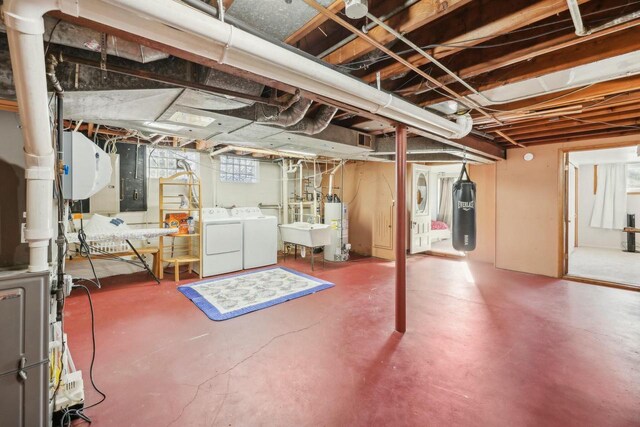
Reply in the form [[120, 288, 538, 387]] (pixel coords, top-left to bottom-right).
[[395, 125, 407, 333]]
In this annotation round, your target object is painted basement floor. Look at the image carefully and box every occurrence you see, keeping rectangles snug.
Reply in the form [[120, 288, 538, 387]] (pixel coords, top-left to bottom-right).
[[63, 255, 640, 426]]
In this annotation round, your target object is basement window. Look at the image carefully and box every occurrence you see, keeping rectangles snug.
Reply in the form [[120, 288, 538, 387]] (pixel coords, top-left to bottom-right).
[[628, 163, 640, 194], [219, 155, 259, 183], [148, 148, 199, 179]]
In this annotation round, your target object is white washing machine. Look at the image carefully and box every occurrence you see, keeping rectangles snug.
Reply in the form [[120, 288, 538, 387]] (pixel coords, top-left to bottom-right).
[[230, 207, 278, 269], [196, 207, 244, 277]]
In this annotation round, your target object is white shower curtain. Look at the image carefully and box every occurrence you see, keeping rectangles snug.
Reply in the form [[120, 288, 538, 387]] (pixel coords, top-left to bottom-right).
[[590, 163, 627, 230], [437, 177, 454, 226]]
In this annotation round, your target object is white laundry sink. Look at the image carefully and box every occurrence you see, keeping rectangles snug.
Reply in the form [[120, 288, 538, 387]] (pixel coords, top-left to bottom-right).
[[279, 222, 332, 247]]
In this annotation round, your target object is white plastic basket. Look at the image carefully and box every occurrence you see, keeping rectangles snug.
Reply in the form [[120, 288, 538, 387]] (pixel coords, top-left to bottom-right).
[[89, 239, 129, 255], [54, 370, 85, 412]]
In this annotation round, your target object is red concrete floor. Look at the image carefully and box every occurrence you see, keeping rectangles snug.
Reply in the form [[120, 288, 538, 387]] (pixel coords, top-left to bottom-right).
[[62, 255, 640, 426]]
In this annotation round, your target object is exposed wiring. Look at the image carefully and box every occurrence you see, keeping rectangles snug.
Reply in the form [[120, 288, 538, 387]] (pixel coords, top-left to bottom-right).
[[59, 283, 107, 427], [336, 2, 640, 71], [561, 115, 640, 130], [44, 19, 62, 55], [77, 209, 102, 289]]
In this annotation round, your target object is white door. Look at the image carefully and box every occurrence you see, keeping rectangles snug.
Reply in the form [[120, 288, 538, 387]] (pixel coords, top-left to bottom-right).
[[410, 165, 431, 254]]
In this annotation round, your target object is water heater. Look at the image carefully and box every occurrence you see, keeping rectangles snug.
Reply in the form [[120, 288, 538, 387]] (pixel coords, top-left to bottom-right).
[[324, 202, 349, 262]]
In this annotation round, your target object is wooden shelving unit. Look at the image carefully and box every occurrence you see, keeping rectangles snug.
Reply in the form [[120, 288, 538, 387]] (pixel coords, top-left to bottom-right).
[[158, 171, 202, 282]]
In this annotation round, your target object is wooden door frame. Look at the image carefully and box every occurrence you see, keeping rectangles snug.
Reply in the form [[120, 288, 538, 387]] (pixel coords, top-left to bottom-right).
[[557, 141, 640, 289], [410, 164, 430, 254]]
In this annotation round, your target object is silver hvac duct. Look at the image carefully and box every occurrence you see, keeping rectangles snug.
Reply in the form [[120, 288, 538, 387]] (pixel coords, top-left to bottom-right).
[[286, 105, 338, 135], [222, 97, 313, 127], [0, 16, 170, 63]]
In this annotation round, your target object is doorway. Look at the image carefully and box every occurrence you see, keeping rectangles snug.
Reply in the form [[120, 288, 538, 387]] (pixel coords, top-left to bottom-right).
[[563, 145, 640, 288], [410, 164, 465, 257]]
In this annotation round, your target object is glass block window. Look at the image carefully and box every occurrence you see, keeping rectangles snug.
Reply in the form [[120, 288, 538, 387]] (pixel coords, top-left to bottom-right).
[[219, 155, 259, 183], [148, 148, 199, 179]]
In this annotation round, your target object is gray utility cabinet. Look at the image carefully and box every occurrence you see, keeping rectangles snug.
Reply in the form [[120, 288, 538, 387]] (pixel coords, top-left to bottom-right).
[[0, 271, 49, 427]]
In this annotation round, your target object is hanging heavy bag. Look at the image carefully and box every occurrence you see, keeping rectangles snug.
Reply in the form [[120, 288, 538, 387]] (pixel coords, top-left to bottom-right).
[[452, 163, 476, 251]]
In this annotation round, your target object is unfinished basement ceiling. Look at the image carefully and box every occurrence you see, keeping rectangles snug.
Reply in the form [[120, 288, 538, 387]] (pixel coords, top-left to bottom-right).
[[226, 0, 335, 41], [1, 0, 639, 160]]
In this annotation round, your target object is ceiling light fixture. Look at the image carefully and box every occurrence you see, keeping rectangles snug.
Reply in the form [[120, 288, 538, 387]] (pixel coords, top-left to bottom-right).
[[168, 111, 216, 127], [344, 0, 368, 20], [142, 121, 184, 132], [524, 153, 534, 161], [279, 148, 317, 157]]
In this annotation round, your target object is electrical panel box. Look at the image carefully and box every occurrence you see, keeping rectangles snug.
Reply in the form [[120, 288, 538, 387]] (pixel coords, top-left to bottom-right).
[[117, 143, 147, 212], [90, 153, 120, 214], [62, 132, 112, 201], [0, 271, 49, 427]]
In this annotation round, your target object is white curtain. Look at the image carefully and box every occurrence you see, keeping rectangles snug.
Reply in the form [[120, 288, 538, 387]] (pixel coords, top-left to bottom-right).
[[590, 163, 627, 230], [437, 177, 455, 226]]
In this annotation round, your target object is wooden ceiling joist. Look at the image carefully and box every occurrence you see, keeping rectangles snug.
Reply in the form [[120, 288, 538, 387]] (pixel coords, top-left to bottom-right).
[[516, 128, 640, 146], [285, 0, 344, 45], [397, 20, 640, 97], [322, 0, 473, 65], [471, 74, 640, 121], [482, 103, 640, 134], [358, 0, 587, 84], [503, 117, 640, 141]]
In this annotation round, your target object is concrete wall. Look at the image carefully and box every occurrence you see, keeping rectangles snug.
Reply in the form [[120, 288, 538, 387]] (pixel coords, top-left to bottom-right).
[[0, 110, 28, 267]]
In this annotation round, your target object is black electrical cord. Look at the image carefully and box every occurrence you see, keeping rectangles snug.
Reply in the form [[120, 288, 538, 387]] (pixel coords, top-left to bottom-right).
[[59, 283, 107, 427], [77, 207, 102, 289]]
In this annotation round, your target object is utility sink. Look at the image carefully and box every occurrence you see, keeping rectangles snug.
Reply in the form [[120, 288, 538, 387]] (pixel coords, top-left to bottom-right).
[[279, 222, 332, 247]]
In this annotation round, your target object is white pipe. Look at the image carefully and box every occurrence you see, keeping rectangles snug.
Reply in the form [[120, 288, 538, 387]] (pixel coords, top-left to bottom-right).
[[328, 161, 345, 197], [312, 160, 317, 224], [566, 0, 640, 36], [96, 0, 472, 139], [281, 160, 288, 225], [3, 0, 64, 272], [2, 0, 471, 271], [566, 0, 585, 36], [298, 162, 303, 222]]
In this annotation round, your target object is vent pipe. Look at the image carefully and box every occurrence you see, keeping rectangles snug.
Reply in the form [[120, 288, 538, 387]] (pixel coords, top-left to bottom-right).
[[102, 0, 473, 139], [286, 105, 338, 135], [1, 0, 473, 270], [223, 97, 313, 127], [566, 0, 640, 36]]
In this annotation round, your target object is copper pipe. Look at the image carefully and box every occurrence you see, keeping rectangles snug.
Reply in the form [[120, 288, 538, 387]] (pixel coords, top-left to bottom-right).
[[395, 124, 407, 333]]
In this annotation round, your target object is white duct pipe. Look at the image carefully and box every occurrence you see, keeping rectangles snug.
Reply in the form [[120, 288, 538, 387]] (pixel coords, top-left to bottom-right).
[[2, 0, 471, 271], [299, 162, 303, 222], [96, 0, 472, 139], [281, 160, 288, 225], [328, 161, 345, 198], [2, 0, 65, 272], [312, 160, 318, 224], [566, 0, 640, 36], [566, 0, 585, 36]]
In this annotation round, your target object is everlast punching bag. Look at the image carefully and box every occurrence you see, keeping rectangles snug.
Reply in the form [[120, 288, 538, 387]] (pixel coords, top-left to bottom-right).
[[452, 163, 476, 251]]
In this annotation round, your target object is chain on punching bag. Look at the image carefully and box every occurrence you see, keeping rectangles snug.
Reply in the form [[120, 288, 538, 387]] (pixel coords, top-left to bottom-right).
[[452, 162, 476, 251]]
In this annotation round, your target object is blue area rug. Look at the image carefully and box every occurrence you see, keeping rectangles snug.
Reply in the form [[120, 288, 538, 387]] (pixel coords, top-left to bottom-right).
[[178, 267, 334, 321]]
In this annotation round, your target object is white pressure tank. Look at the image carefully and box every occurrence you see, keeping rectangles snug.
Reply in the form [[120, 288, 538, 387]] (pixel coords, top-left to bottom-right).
[[324, 202, 349, 262]]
